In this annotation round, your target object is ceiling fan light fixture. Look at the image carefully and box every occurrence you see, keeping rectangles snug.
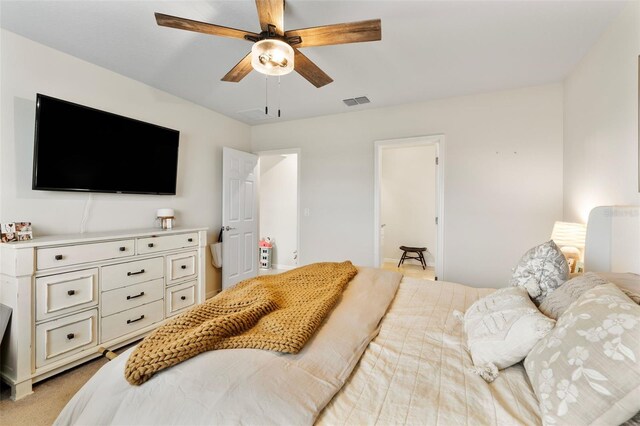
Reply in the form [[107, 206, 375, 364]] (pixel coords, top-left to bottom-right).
[[251, 39, 294, 76]]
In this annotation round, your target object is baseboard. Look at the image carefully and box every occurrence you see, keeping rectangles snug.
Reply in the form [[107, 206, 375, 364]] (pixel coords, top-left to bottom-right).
[[271, 264, 296, 271]]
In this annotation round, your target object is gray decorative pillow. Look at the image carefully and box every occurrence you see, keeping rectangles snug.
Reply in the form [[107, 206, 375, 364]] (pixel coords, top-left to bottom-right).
[[596, 272, 640, 295], [510, 240, 569, 305], [524, 283, 640, 425], [538, 272, 608, 320]]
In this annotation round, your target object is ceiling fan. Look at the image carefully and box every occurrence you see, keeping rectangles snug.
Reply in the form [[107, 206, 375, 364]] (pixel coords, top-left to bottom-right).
[[155, 0, 381, 88]]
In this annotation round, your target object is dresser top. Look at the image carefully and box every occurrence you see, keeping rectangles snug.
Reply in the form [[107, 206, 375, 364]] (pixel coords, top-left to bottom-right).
[[0, 227, 208, 249]]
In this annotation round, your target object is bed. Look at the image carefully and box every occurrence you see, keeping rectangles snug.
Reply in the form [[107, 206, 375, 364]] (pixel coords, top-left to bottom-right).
[[54, 206, 640, 425]]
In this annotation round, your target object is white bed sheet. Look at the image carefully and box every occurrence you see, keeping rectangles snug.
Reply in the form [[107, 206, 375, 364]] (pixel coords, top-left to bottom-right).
[[317, 277, 542, 425]]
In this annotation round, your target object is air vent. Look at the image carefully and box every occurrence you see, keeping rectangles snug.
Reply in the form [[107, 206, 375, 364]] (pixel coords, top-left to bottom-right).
[[342, 96, 371, 107]]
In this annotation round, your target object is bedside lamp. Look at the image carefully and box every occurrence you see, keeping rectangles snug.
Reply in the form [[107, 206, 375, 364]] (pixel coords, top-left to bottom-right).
[[551, 221, 587, 273]]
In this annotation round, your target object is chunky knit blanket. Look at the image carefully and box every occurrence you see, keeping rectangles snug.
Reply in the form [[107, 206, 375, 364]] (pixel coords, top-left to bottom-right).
[[124, 261, 358, 385]]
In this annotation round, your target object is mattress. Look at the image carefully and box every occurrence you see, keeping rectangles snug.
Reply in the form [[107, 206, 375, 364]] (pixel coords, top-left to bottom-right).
[[318, 277, 542, 425]]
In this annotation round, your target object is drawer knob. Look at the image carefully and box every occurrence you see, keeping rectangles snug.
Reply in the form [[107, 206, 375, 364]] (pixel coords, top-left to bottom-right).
[[181, 265, 187, 270], [67, 290, 76, 296], [67, 333, 75, 340], [181, 296, 187, 301], [55, 254, 63, 261], [119, 246, 126, 252], [127, 315, 145, 324], [188, 238, 193, 242], [127, 269, 145, 276], [126, 291, 145, 300], [148, 243, 154, 248]]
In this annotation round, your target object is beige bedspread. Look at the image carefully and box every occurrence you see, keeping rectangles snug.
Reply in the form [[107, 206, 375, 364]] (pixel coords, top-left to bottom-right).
[[54, 267, 401, 425], [317, 277, 542, 425]]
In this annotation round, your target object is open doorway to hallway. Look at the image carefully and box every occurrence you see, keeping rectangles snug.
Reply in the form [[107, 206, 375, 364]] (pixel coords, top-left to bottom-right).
[[257, 149, 300, 275], [374, 136, 444, 281]]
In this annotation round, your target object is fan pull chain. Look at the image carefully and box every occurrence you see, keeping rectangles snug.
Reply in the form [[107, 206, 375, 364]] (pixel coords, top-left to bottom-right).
[[278, 76, 281, 118], [265, 75, 269, 116]]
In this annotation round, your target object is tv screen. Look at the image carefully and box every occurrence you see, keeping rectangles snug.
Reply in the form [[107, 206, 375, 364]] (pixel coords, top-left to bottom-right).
[[33, 94, 179, 195]]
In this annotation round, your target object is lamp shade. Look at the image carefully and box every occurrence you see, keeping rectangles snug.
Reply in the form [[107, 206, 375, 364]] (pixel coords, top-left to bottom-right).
[[251, 39, 294, 76], [157, 208, 175, 218], [550, 221, 587, 249]]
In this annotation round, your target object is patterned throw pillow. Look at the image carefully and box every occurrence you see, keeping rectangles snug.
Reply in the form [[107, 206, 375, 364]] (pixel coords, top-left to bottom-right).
[[462, 287, 555, 381], [538, 272, 608, 320], [510, 240, 569, 305], [524, 283, 640, 425]]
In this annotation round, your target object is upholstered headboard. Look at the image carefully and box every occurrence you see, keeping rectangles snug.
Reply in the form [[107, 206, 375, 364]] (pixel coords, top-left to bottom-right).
[[584, 206, 640, 274]]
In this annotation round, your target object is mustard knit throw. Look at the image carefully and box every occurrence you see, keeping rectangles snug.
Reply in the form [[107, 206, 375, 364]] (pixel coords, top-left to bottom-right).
[[124, 261, 358, 385]]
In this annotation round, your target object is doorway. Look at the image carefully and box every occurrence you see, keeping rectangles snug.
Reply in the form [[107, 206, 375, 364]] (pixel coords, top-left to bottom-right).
[[373, 136, 444, 280], [257, 149, 300, 272]]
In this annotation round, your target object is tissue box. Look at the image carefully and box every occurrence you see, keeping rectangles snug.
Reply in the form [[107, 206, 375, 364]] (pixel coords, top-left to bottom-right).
[[1, 222, 32, 243]]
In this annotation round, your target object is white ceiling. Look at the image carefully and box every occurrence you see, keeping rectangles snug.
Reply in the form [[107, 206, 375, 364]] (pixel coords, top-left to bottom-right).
[[0, 1, 627, 125]]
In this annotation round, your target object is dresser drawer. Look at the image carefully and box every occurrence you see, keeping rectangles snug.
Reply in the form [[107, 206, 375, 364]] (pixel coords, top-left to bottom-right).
[[137, 233, 198, 255], [36, 268, 98, 322], [166, 281, 197, 317], [101, 300, 164, 343], [101, 257, 163, 292], [35, 309, 98, 368], [166, 251, 197, 284], [102, 279, 164, 317], [37, 240, 134, 271]]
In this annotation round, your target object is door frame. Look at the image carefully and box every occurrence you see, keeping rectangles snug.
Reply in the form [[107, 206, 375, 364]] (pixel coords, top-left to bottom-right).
[[254, 148, 302, 269], [373, 135, 445, 279]]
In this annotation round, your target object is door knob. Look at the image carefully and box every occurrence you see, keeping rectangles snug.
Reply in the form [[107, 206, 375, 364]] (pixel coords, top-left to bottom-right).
[[224, 226, 237, 231]]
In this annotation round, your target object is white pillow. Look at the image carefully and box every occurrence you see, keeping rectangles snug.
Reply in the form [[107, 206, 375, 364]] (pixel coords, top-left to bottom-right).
[[510, 240, 569, 305], [525, 283, 640, 425], [462, 286, 555, 381]]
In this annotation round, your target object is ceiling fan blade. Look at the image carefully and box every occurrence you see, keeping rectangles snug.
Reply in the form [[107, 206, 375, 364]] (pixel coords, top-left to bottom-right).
[[155, 13, 260, 41], [221, 52, 254, 83], [286, 19, 381, 48], [294, 49, 333, 88], [255, 0, 284, 35]]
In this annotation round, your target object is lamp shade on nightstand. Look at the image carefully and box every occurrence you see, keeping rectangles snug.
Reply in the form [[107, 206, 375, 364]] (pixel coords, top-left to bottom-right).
[[551, 221, 587, 272], [551, 221, 587, 249]]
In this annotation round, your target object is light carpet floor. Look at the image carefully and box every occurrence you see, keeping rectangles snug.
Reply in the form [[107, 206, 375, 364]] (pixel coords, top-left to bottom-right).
[[0, 345, 132, 426]]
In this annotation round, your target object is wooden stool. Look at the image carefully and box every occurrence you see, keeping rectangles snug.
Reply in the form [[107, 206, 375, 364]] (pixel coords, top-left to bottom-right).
[[398, 246, 428, 270]]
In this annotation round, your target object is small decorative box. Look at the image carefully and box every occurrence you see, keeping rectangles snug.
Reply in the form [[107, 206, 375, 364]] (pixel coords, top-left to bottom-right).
[[1, 222, 32, 243]]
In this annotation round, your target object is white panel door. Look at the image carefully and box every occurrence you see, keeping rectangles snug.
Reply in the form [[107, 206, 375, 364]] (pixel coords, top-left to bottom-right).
[[222, 147, 259, 289]]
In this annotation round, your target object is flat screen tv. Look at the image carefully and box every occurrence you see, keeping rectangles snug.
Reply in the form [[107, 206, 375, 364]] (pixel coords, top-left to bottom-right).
[[33, 94, 180, 195]]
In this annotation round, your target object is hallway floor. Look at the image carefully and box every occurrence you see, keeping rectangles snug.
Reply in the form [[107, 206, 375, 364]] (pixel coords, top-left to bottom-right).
[[382, 261, 436, 281]]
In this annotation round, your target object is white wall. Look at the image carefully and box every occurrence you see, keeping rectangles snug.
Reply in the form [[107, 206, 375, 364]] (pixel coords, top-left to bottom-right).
[[251, 84, 564, 288], [0, 30, 251, 295], [381, 145, 436, 266], [563, 1, 640, 223], [259, 153, 298, 268]]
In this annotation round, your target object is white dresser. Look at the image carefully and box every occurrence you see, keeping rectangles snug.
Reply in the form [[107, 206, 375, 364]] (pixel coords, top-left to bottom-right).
[[0, 227, 207, 400]]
